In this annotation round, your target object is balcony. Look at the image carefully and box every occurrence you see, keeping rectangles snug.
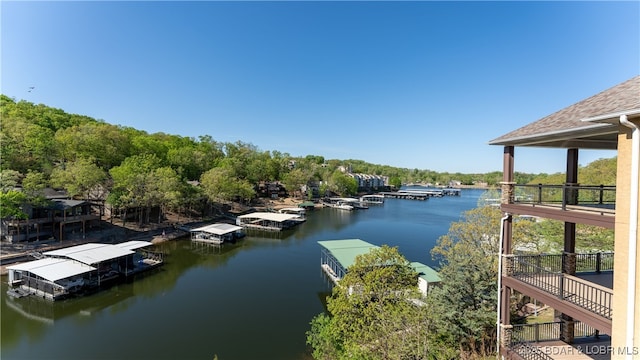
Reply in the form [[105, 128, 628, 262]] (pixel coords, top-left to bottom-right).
[[503, 321, 611, 360], [500, 184, 615, 228], [502, 253, 613, 334]]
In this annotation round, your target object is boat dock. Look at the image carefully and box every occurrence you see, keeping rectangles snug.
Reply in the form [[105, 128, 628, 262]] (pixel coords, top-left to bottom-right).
[[236, 212, 305, 232], [380, 188, 461, 200], [6, 241, 163, 301], [360, 194, 385, 205], [317, 239, 441, 295], [379, 191, 429, 200], [190, 223, 245, 244], [323, 197, 369, 210]]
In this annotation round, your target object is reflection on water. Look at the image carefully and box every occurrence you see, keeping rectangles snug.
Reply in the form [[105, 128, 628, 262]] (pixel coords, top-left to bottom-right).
[[1, 189, 485, 360]]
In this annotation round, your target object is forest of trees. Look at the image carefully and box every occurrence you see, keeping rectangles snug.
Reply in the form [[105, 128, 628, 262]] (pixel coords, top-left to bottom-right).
[[0, 95, 617, 226], [0, 96, 504, 224]]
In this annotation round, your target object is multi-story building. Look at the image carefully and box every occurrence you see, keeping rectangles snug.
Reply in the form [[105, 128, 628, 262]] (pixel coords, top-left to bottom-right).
[[490, 76, 639, 359]]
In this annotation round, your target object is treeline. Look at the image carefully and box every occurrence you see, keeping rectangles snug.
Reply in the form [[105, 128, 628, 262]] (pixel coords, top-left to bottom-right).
[[0, 95, 615, 224]]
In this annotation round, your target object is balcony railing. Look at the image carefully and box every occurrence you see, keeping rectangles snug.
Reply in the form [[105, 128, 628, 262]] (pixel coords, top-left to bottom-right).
[[513, 253, 614, 273], [506, 321, 601, 360], [507, 255, 613, 320], [512, 184, 616, 213]]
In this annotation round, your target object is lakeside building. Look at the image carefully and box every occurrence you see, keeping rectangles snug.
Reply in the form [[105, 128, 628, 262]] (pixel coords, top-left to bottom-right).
[[489, 76, 640, 359], [1, 190, 101, 243], [318, 239, 441, 296], [6, 241, 163, 301]]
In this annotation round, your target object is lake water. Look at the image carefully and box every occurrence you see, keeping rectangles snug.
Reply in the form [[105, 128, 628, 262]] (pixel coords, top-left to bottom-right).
[[1, 188, 485, 360]]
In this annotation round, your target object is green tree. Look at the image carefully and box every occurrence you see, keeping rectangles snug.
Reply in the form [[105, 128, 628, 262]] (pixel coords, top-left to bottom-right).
[[389, 176, 402, 189], [55, 122, 132, 169], [50, 158, 107, 200], [0, 190, 28, 219], [0, 170, 22, 192], [282, 168, 309, 199], [329, 171, 358, 196], [109, 154, 163, 225], [200, 167, 255, 205], [22, 170, 49, 207], [429, 206, 503, 357], [0, 117, 55, 173], [307, 246, 434, 359]]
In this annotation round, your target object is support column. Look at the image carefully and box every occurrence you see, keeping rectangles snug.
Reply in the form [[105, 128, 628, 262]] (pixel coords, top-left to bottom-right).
[[560, 148, 578, 343], [499, 146, 515, 340], [565, 148, 579, 205], [560, 313, 575, 344], [501, 146, 515, 205], [564, 148, 578, 274]]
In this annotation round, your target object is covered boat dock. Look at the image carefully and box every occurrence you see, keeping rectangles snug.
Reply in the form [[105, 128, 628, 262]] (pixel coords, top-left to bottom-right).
[[360, 194, 385, 205], [7, 258, 96, 300], [236, 212, 305, 231], [190, 223, 245, 244], [7, 241, 163, 301], [317, 239, 441, 295]]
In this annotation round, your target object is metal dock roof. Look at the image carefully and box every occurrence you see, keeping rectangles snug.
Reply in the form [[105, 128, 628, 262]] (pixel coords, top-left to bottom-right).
[[114, 240, 154, 251], [237, 212, 300, 222], [43, 243, 142, 265], [191, 223, 243, 235], [317, 239, 380, 269], [410, 262, 441, 283], [7, 258, 96, 282], [318, 239, 441, 283]]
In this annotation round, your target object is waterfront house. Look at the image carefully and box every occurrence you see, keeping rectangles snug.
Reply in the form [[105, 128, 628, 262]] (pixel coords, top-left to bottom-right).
[[1, 195, 100, 243], [489, 76, 640, 359]]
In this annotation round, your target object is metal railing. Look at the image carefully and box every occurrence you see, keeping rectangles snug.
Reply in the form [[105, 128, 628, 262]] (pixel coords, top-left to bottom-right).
[[507, 321, 600, 360], [513, 253, 614, 273], [512, 322, 561, 343], [510, 256, 613, 319], [513, 184, 616, 213]]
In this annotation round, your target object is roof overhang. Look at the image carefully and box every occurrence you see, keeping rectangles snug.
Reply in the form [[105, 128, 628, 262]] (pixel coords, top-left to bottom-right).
[[488, 123, 619, 149]]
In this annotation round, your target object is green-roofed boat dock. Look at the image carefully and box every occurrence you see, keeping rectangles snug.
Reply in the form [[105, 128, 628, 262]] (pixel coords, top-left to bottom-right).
[[317, 239, 441, 295]]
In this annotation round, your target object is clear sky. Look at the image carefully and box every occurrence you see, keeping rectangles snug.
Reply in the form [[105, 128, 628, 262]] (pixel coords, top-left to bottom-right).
[[2, 1, 638, 174]]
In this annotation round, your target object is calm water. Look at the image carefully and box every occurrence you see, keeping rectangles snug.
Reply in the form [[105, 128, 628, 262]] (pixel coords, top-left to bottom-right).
[[1, 189, 484, 360]]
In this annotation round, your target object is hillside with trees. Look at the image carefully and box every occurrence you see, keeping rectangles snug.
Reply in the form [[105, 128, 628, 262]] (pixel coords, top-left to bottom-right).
[[0, 95, 616, 227]]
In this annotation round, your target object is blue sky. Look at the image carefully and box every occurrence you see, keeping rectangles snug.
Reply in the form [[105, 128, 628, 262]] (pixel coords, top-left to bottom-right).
[[2, 1, 638, 174]]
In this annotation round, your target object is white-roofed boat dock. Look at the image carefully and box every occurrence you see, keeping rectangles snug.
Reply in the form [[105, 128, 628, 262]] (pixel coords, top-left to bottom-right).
[[236, 212, 305, 231], [380, 188, 461, 200], [360, 194, 385, 205], [6, 241, 163, 301], [190, 223, 245, 244]]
